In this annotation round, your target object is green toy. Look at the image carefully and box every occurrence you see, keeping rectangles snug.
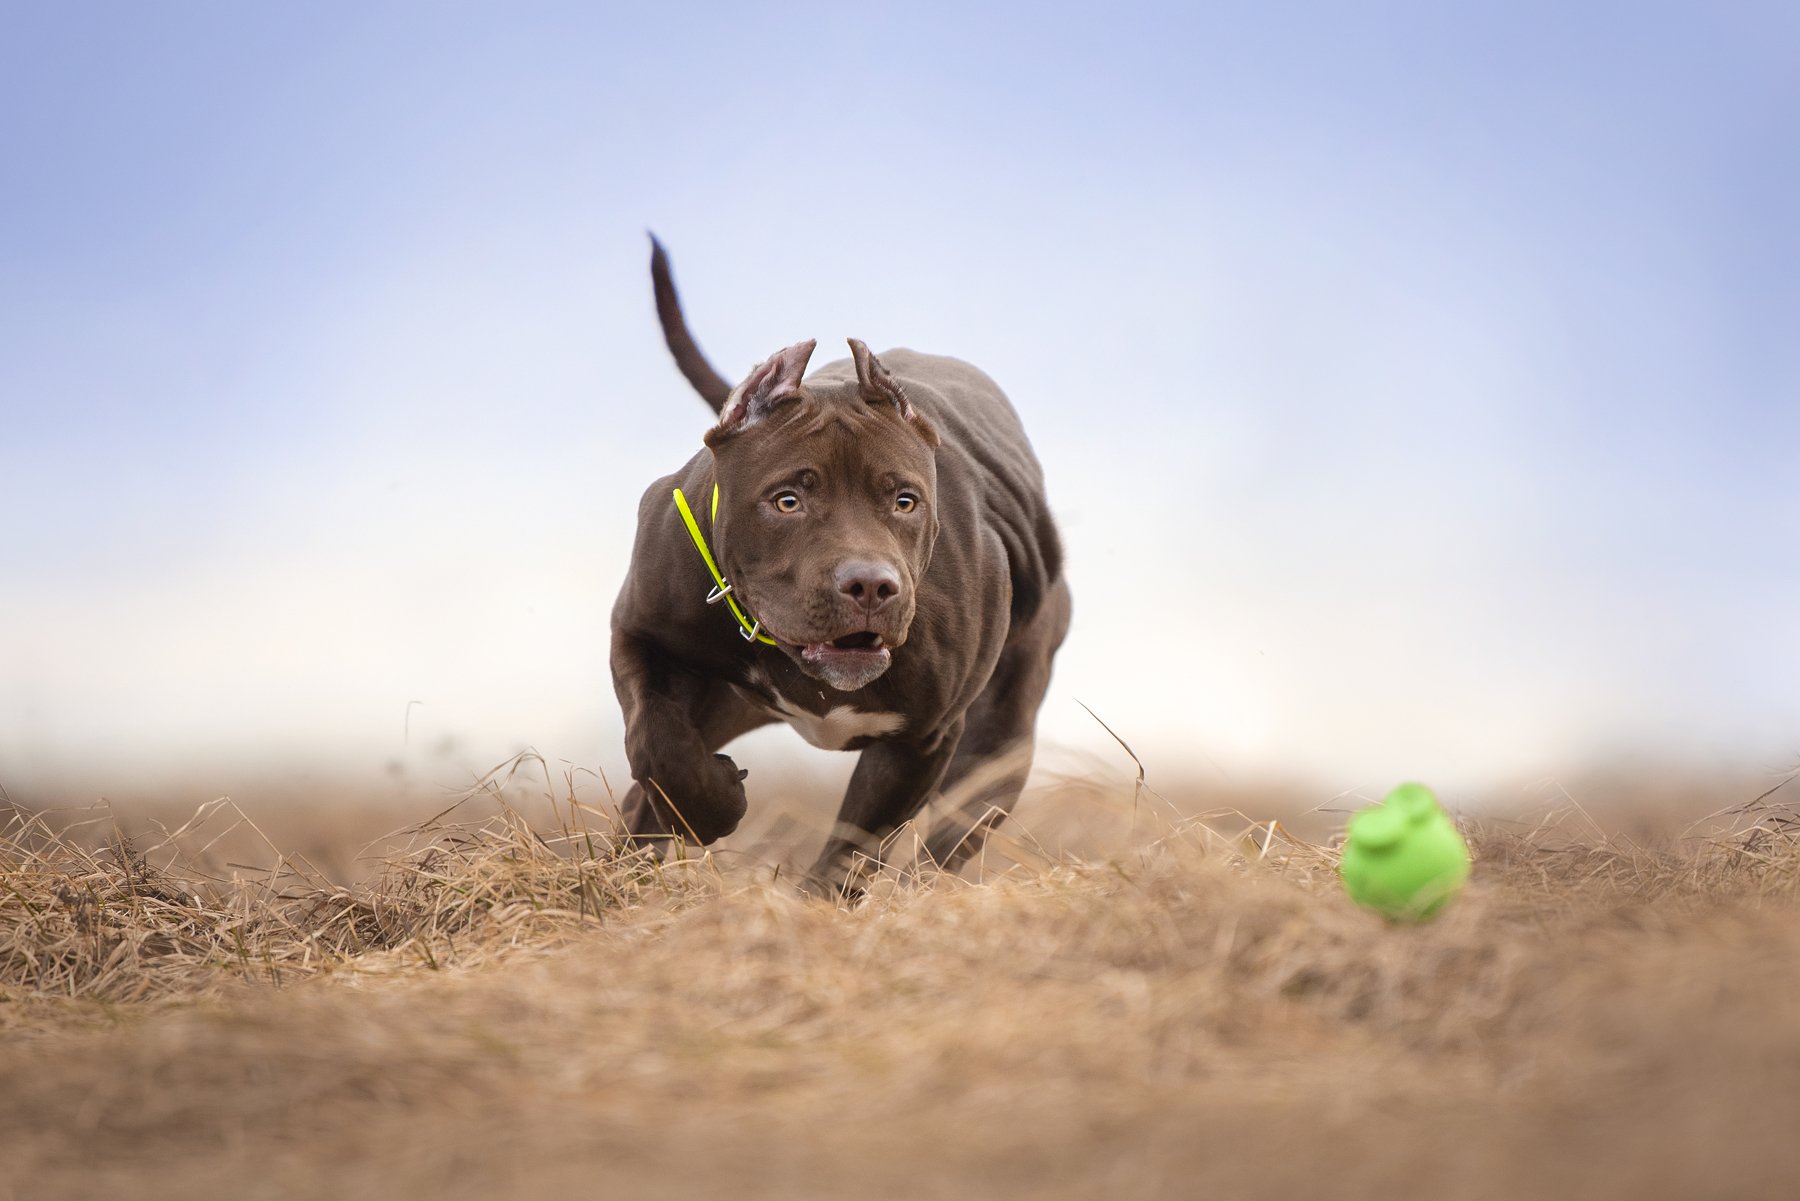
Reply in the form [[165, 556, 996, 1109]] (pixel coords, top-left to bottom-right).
[[1339, 782, 1470, 921]]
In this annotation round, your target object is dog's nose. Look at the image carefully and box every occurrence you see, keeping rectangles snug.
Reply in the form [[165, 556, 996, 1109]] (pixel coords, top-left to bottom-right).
[[835, 560, 902, 612]]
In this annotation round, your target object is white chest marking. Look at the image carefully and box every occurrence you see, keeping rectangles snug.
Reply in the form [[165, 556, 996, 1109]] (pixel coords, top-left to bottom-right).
[[767, 698, 905, 750]]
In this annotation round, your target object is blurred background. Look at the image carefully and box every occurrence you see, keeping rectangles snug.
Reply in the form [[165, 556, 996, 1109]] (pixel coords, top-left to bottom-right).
[[2, 1, 1795, 815]]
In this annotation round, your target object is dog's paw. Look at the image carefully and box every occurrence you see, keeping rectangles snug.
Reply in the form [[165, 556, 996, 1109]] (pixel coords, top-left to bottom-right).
[[684, 752, 748, 840], [620, 754, 750, 846], [796, 871, 866, 907]]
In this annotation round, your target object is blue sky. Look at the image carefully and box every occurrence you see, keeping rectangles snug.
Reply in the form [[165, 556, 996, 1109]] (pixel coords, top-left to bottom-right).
[[2, 2, 1796, 801]]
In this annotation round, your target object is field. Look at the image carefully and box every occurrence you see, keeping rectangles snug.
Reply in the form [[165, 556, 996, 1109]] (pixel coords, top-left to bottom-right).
[[3, 762, 1800, 1200]]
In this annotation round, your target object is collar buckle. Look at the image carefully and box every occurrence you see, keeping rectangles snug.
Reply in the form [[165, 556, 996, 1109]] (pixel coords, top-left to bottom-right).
[[673, 484, 777, 647]]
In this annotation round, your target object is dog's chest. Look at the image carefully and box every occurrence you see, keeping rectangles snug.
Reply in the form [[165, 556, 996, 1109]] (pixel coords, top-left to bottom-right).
[[733, 670, 904, 751]]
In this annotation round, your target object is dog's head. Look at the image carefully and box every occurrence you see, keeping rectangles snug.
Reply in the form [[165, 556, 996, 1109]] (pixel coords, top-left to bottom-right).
[[704, 338, 941, 692]]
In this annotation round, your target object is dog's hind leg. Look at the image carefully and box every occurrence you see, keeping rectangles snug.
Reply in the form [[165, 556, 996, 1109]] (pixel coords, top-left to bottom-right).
[[921, 577, 1071, 875]]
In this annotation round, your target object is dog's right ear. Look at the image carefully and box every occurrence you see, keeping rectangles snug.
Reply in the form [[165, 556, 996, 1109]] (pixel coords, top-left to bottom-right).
[[707, 339, 816, 444], [850, 338, 939, 448]]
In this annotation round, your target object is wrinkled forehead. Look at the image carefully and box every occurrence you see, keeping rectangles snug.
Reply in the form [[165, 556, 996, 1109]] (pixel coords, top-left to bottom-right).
[[717, 393, 935, 486]]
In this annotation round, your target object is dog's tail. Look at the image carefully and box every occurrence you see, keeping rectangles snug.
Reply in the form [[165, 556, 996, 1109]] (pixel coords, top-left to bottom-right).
[[649, 234, 733, 413]]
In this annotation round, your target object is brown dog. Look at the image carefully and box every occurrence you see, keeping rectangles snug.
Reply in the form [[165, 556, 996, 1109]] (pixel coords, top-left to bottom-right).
[[612, 239, 1070, 893]]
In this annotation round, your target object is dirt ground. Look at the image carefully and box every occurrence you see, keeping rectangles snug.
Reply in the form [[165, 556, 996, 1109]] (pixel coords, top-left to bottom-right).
[[3, 767, 1799, 1200]]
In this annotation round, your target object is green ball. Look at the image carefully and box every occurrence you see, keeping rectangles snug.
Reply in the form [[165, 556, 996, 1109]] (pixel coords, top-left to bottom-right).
[[1339, 782, 1470, 921]]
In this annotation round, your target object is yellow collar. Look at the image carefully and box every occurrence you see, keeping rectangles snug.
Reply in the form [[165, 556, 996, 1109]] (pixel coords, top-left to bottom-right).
[[672, 483, 778, 645]]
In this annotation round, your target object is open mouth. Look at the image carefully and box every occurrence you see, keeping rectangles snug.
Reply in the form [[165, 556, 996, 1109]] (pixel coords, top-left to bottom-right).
[[802, 631, 886, 657], [794, 630, 895, 691]]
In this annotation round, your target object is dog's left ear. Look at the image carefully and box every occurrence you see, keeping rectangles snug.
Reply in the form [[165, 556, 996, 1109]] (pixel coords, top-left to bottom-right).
[[708, 339, 816, 445], [849, 339, 939, 448]]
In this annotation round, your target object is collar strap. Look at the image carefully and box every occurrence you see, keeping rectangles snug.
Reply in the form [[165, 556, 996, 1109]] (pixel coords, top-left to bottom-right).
[[672, 483, 778, 645]]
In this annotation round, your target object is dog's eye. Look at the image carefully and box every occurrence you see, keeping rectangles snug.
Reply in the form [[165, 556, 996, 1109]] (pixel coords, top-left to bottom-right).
[[895, 492, 919, 514], [773, 492, 802, 514]]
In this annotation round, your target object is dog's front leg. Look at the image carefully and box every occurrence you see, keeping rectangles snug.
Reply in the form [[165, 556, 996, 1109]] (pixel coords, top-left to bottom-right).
[[805, 720, 964, 897], [612, 632, 751, 849]]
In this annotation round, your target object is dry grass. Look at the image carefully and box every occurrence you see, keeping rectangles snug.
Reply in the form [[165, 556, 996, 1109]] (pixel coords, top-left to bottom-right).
[[0, 764, 708, 1006], [3, 762, 1800, 1200]]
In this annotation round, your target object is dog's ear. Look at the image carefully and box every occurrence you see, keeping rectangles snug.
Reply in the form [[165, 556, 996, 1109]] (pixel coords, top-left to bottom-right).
[[849, 339, 939, 448], [710, 339, 816, 441]]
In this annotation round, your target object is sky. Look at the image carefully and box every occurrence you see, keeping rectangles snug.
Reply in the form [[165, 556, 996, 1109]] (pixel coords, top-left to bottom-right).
[[2, 1, 1796, 806]]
